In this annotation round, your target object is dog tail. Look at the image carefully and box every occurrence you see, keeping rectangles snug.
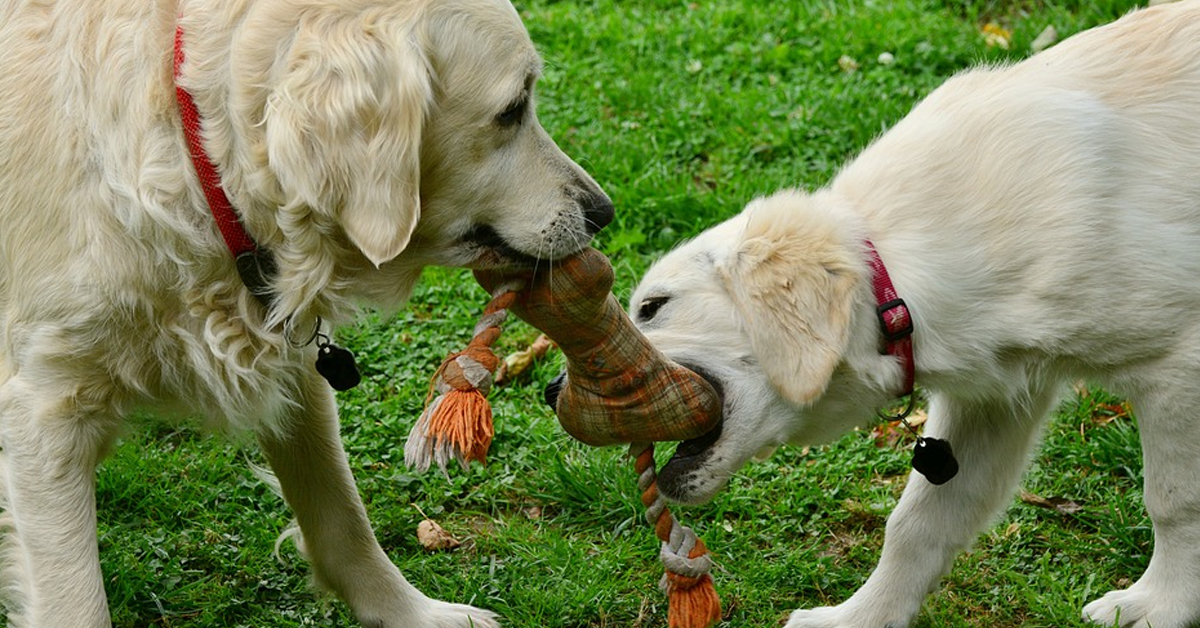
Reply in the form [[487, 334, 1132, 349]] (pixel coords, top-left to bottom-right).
[[246, 458, 310, 564]]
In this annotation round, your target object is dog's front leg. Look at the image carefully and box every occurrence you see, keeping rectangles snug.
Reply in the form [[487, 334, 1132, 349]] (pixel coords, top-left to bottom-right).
[[257, 373, 499, 628], [786, 388, 1058, 628], [0, 382, 117, 628], [1082, 382, 1200, 628]]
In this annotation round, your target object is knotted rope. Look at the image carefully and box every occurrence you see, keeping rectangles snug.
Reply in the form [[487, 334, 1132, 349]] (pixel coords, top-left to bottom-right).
[[404, 281, 522, 474], [634, 443, 722, 628]]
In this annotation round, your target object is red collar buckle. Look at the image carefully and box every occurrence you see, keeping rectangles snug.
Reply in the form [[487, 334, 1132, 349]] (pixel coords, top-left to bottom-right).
[[876, 298, 913, 343], [864, 240, 915, 397]]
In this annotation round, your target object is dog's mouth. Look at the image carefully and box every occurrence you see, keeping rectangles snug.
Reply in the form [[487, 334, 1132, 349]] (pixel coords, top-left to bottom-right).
[[656, 364, 727, 504], [541, 364, 727, 505], [462, 224, 544, 268], [657, 419, 724, 500]]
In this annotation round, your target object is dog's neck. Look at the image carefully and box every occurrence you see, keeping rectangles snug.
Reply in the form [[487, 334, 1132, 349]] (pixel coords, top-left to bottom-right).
[[864, 239, 915, 398], [173, 24, 360, 390], [173, 25, 277, 308]]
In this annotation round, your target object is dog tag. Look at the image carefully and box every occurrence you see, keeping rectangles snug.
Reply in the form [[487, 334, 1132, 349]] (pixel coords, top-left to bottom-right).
[[912, 437, 958, 485], [316, 341, 361, 391]]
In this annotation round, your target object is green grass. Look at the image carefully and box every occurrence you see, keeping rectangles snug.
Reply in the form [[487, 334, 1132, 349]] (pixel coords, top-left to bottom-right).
[[89, 1, 1151, 627]]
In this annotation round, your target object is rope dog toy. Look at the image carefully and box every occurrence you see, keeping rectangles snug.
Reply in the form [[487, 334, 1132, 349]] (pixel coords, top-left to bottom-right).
[[405, 248, 724, 627], [403, 282, 522, 474]]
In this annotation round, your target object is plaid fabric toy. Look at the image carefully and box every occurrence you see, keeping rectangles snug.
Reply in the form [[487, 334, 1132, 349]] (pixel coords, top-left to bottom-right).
[[478, 247, 722, 446], [406, 248, 724, 628]]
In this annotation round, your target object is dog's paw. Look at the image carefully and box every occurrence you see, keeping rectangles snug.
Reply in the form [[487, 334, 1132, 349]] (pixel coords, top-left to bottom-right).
[[784, 605, 910, 628], [1083, 585, 1199, 628], [418, 599, 500, 628], [784, 606, 846, 628], [365, 598, 499, 628]]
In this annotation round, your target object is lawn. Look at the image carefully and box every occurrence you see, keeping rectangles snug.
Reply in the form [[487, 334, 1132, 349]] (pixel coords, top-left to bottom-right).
[[89, 1, 1150, 627]]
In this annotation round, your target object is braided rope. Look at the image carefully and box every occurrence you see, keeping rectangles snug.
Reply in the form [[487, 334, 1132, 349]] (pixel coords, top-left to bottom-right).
[[633, 443, 722, 628]]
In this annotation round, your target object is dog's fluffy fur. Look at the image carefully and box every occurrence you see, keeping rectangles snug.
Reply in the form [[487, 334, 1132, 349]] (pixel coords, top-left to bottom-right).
[[630, 3, 1200, 627], [0, 0, 611, 625]]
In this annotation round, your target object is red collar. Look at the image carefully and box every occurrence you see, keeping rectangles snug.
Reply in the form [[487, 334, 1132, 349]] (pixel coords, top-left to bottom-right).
[[173, 26, 258, 257], [173, 31, 355, 383], [864, 240, 915, 397], [174, 26, 276, 304], [866, 242, 956, 484]]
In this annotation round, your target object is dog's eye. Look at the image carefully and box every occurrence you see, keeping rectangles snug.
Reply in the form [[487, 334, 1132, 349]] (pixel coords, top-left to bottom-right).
[[495, 97, 528, 127], [637, 296, 669, 322]]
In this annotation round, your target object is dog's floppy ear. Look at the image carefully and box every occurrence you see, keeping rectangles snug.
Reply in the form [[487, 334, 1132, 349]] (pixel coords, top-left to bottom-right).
[[266, 16, 431, 267], [718, 191, 863, 405]]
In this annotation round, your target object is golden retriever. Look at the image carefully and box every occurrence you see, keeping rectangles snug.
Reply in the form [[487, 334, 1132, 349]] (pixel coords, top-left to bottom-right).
[[629, 3, 1200, 627], [0, 0, 611, 626]]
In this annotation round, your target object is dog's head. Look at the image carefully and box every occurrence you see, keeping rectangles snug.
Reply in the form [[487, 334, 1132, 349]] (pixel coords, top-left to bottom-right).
[[205, 0, 611, 319], [629, 190, 897, 504], [264, 0, 611, 267], [410, 0, 614, 269]]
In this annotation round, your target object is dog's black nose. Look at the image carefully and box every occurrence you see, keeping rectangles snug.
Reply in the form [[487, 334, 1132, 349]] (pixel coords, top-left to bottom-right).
[[582, 192, 614, 235], [544, 371, 566, 409]]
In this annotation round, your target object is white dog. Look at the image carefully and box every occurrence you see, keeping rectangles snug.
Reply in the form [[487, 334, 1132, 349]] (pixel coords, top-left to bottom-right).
[[0, 0, 612, 626], [629, 3, 1200, 627]]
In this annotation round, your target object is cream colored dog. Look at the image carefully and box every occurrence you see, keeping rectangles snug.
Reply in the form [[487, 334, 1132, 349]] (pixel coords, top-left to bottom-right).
[[0, 0, 612, 626], [630, 3, 1200, 627]]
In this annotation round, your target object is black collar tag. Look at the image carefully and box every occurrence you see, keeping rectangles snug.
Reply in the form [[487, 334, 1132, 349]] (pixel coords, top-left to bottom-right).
[[234, 251, 361, 391], [315, 335, 361, 391], [912, 436, 959, 485]]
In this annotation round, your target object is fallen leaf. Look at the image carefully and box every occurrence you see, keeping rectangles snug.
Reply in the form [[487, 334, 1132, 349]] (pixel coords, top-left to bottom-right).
[[905, 408, 928, 428], [1030, 25, 1058, 53], [870, 408, 928, 448], [1020, 490, 1084, 515], [494, 334, 554, 385], [1092, 401, 1133, 426], [417, 518, 461, 551], [871, 420, 904, 447], [982, 22, 1011, 49]]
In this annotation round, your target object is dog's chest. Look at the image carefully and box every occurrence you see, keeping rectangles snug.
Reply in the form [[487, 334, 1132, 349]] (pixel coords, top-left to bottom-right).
[[93, 286, 310, 432]]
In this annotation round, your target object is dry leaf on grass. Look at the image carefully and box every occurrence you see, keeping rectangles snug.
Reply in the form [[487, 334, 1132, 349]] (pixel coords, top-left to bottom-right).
[[1030, 25, 1058, 53], [494, 334, 554, 385], [1019, 490, 1084, 515], [416, 518, 461, 551], [982, 22, 1011, 49], [1091, 400, 1133, 426], [871, 408, 927, 447]]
